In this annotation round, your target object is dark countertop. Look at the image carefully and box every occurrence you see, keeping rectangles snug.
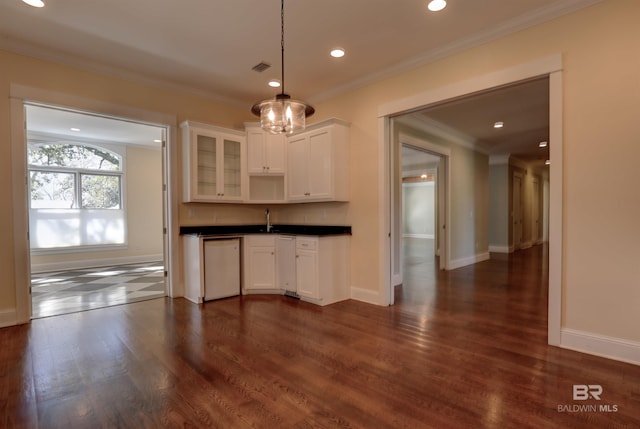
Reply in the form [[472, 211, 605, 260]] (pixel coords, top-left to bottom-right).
[[179, 224, 351, 236]]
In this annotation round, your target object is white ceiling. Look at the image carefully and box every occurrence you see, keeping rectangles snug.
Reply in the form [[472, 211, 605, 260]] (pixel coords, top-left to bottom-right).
[[400, 77, 550, 166], [3, 0, 597, 155], [25, 104, 163, 148]]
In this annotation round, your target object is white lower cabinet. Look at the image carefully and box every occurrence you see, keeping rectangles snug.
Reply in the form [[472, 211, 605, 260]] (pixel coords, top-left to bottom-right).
[[243, 234, 350, 305], [295, 238, 319, 299], [243, 235, 277, 291], [295, 236, 349, 305]]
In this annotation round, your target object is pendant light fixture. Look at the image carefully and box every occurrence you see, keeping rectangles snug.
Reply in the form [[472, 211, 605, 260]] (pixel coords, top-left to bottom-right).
[[251, 0, 314, 135]]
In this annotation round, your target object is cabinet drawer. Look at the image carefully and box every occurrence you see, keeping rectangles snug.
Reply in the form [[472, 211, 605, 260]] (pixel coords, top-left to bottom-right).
[[296, 237, 317, 250]]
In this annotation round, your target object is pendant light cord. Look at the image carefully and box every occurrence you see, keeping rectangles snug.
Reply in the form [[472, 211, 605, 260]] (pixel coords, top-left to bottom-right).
[[280, 0, 285, 96]]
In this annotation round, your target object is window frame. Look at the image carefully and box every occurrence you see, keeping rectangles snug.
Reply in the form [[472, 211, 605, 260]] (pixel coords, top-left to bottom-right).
[[27, 141, 127, 252]]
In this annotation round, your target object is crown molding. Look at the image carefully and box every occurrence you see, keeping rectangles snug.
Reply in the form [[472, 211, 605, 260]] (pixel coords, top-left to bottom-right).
[[308, 0, 603, 104], [395, 114, 490, 155]]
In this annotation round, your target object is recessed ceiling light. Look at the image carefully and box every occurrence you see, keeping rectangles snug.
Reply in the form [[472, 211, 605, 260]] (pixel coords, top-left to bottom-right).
[[330, 48, 345, 58], [22, 0, 45, 7], [427, 0, 447, 12], [493, 121, 504, 129], [268, 79, 281, 88], [70, 128, 80, 132], [539, 141, 548, 148]]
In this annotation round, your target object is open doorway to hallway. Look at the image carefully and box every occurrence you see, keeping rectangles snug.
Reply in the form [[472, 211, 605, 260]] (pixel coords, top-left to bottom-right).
[[397, 145, 443, 304], [390, 76, 551, 316], [25, 103, 167, 318]]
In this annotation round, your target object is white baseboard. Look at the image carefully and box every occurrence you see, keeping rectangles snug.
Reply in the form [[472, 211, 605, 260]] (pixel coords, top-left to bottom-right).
[[489, 245, 511, 253], [449, 252, 490, 270], [0, 309, 17, 328], [403, 234, 435, 239], [561, 328, 640, 366], [351, 286, 382, 306], [31, 253, 164, 273]]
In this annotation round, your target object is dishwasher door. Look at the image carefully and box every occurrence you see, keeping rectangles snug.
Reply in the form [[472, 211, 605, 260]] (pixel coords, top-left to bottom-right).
[[276, 235, 296, 292], [203, 238, 240, 301]]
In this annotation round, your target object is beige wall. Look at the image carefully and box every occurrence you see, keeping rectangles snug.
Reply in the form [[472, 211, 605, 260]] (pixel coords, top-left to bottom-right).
[[308, 0, 640, 342], [0, 49, 250, 315], [2, 0, 639, 347], [489, 163, 509, 250]]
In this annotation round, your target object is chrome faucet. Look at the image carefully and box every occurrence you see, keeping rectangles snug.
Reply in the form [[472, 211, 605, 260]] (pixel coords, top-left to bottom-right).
[[265, 208, 272, 232]]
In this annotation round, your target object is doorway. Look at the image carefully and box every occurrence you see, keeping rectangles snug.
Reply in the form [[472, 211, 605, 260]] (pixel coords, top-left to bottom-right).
[[396, 144, 445, 305], [378, 56, 563, 345], [24, 103, 168, 318]]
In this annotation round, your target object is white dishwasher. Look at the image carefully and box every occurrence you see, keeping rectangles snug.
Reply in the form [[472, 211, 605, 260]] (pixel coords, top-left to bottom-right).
[[203, 238, 240, 301], [276, 235, 296, 293]]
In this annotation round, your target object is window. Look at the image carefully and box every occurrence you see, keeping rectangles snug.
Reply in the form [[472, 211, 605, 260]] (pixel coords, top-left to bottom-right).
[[28, 143, 126, 250]]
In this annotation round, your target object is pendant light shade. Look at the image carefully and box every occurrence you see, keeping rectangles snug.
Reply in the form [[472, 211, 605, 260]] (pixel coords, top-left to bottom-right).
[[251, 94, 314, 135], [251, 0, 314, 134]]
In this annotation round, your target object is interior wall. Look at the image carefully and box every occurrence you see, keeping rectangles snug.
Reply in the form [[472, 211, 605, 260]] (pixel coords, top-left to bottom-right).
[[489, 162, 509, 251], [1, 48, 250, 316], [310, 0, 640, 342], [402, 182, 435, 238], [449, 143, 489, 263]]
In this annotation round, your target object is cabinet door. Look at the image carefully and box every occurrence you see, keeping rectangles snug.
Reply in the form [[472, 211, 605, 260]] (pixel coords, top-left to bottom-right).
[[247, 129, 266, 174], [287, 135, 309, 200], [247, 130, 285, 175], [195, 132, 218, 198], [307, 129, 332, 199], [247, 246, 276, 289], [221, 137, 242, 199], [296, 249, 319, 299], [264, 133, 285, 173]]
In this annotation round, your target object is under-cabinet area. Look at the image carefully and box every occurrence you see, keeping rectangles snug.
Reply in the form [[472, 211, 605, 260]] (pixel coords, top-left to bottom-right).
[[182, 118, 349, 204], [181, 226, 351, 306]]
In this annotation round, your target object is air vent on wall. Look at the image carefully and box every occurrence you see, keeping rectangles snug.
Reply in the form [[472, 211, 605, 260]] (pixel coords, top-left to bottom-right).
[[252, 62, 271, 72]]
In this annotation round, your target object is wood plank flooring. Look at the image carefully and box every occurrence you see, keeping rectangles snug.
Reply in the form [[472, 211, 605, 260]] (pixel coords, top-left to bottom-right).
[[1, 243, 639, 428]]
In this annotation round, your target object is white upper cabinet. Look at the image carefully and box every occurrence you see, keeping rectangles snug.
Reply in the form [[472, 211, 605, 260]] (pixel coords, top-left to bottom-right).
[[246, 125, 285, 175], [286, 119, 350, 202], [181, 121, 246, 203]]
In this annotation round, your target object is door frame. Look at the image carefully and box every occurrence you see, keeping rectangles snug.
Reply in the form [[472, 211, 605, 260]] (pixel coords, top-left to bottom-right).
[[513, 171, 523, 251], [377, 55, 563, 346], [10, 84, 179, 323], [396, 135, 451, 283]]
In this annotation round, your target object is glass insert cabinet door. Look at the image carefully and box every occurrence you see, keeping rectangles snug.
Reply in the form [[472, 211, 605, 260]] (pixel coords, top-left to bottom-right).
[[223, 138, 241, 198], [194, 132, 243, 200], [197, 134, 217, 197]]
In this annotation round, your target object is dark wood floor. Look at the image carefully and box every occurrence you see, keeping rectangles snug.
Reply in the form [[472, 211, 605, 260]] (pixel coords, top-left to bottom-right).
[[2, 242, 639, 428]]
